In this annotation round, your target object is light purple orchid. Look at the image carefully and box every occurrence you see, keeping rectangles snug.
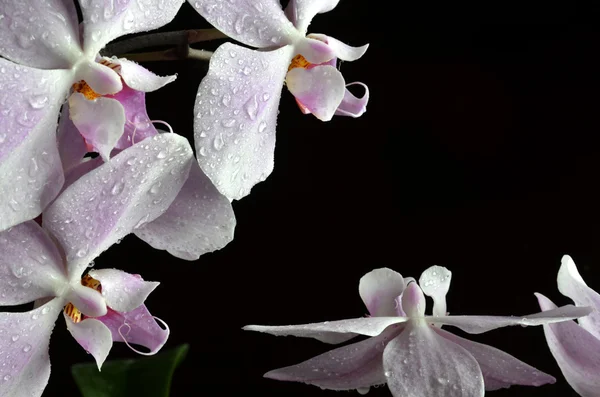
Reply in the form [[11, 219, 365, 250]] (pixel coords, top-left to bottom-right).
[[244, 266, 592, 396], [0, 0, 185, 231], [47, 132, 236, 262], [0, 220, 169, 397], [189, 0, 370, 200], [536, 255, 600, 397]]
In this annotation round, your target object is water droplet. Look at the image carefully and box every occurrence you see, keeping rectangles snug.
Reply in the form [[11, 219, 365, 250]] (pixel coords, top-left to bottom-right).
[[41, 307, 50, 315], [221, 93, 231, 107], [11, 334, 19, 342], [3, 374, 11, 382], [156, 150, 167, 159], [22, 344, 31, 353], [199, 146, 207, 156], [76, 248, 87, 258], [258, 121, 267, 133], [242, 66, 252, 75], [213, 134, 225, 150], [149, 182, 161, 195], [244, 94, 258, 120], [110, 181, 124, 196], [28, 95, 48, 109], [126, 156, 137, 166], [8, 199, 19, 212], [262, 93, 270, 102], [221, 119, 235, 128], [384, 371, 392, 377], [0, 133, 6, 143]]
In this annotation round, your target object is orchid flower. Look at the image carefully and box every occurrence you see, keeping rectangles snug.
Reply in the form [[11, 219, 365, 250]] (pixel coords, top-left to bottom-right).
[[244, 266, 592, 396], [188, 0, 370, 200], [536, 255, 600, 397], [47, 132, 236, 262], [0, 0, 185, 231], [0, 220, 169, 397]]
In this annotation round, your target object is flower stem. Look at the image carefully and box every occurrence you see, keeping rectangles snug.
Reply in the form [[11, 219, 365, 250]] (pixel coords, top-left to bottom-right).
[[101, 29, 226, 56], [120, 47, 213, 62]]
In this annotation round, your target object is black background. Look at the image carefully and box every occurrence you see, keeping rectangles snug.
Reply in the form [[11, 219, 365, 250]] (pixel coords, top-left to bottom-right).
[[42, 2, 600, 397]]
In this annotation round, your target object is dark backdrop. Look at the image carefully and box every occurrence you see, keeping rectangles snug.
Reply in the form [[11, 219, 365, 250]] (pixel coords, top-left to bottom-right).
[[43, 2, 600, 397]]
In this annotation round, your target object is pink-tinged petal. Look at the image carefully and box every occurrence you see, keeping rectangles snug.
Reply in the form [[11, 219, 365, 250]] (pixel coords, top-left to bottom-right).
[[109, 58, 176, 92], [64, 283, 107, 317], [294, 37, 336, 64], [135, 161, 236, 260], [188, 0, 297, 48], [68, 93, 126, 162], [88, 269, 158, 313], [0, 0, 81, 69], [57, 105, 88, 173], [0, 298, 63, 397], [74, 60, 122, 96], [265, 324, 402, 391], [96, 305, 169, 355], [433, 327, 555, 391], [419, 266, 452, 318], [286, 65, 345, 121], [383, 323, 485, 397], [106, 85, 158, 150], [557, 255, 600, 339], [194, 43, 294, 200], [308, 34, 368, 62], [284, 0, 340, 35], [64, 314, 113, 370], [44, 133, 193, 281], [335, 83, 369, 118], [244, 317, 408, 343], [537, 293, 600, 397], [80, 0, 185, 57], [0, 59, 71, 232], [429, 304, 592, 334], [0, 221, 67, 305], [401, 282, 427, 318], [358, 268, 406, 317]]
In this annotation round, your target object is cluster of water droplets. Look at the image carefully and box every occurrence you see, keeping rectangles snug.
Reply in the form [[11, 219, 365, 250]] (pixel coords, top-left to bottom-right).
[[191, 0, 294, 48], [0, 300, 59, 387], [194, 43, 293, 198], [44, 134, 193, 269]]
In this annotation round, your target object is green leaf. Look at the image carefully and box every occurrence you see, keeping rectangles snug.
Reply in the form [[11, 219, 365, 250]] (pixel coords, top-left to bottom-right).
[[71, 344, 189, 397]]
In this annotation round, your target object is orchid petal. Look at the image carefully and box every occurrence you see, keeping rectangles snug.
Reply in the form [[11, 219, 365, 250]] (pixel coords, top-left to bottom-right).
[[0, 221, 67, 305], [135, 161, 236, 260], [286, 65, 345, 121], [308, 34, 368, 62], [68, 93, 126, 162], [64, 284, 107, 317], [194, 43, 294, 200], [188, 0, 297, 48], [419, 266, 452, 317], [0, 0, 81, 69], [429, 304, 592, 334], [244, 317, 407, 343], [107, 85, 158, 150], [74, 60, 122, 96], [537, 293, 600, 397], [294, 37, 336, 64], [0, 298, 63, 397], [383, 323, 485, 397], [88, 269, 158, 313], [265, 325, 402, 391], [358, 268, 406, 317], [433, 327, 555, 391], [80, 0, 185, 58], [64, 314, 113, 370], [95, 305, 169, 355], [44, 133, 194, 281], [0, 60, 70, 231], [557, 255, 600, 338], [110, 58, 176, 92], [284, 0, 340, 35], [401, 282, 427, 318], [335, 83, 369, 118], [57, 105, 88, 173]]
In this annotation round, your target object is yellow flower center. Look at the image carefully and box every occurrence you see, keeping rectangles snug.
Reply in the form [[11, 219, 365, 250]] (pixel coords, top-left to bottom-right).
[[64, 274, 102, 323], [288, 54, 312, 72], [72, 80, 101, 100]]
